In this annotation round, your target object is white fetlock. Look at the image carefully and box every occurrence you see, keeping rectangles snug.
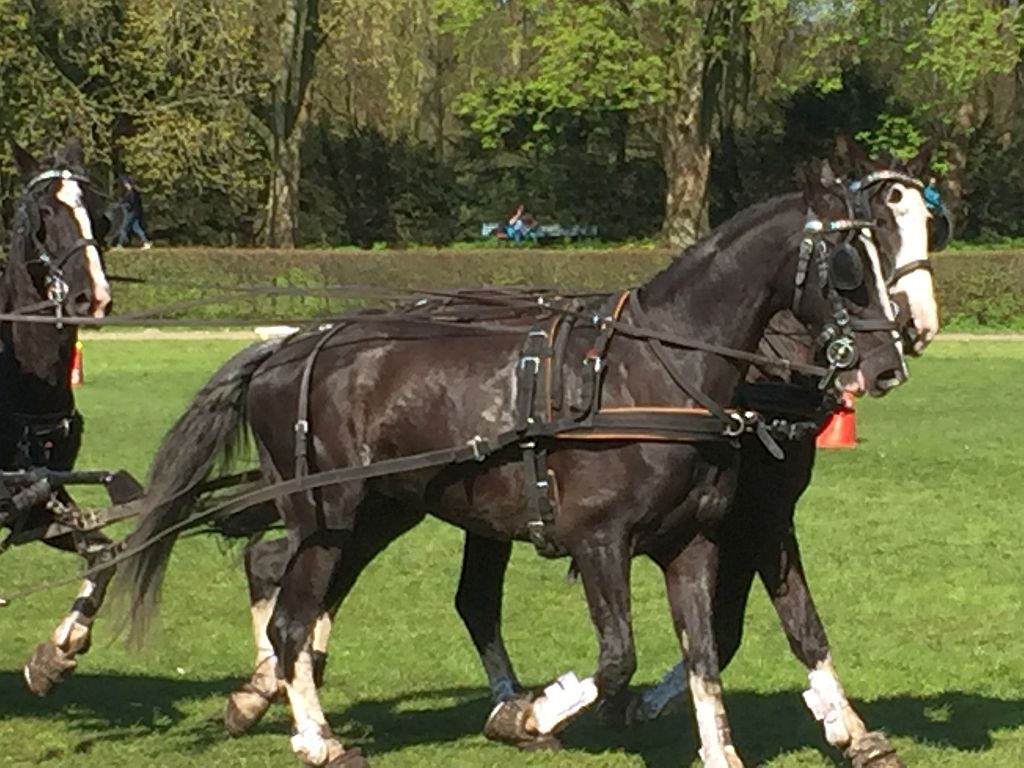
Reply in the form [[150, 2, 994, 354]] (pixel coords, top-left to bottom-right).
[[803, 667, 854, 746], [53, 619, 90, 654], [528, 672, 599, 735], [698, 744, 744, 768], [290, 720, 329, 766]]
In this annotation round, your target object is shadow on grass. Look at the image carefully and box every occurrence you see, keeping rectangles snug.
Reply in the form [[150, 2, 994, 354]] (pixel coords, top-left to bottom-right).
[[0, 670, 236, 743], [1, 671, 1021, 766], [332, 686, 1024, 767]]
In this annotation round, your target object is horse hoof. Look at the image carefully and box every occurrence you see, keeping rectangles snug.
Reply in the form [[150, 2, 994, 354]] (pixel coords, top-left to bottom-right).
[[23, 641, 76, 696], [483, 694, 559, 750], [845, 731, 904, 768], [224, 684, 276, 737], [326, 746, 370, 767]]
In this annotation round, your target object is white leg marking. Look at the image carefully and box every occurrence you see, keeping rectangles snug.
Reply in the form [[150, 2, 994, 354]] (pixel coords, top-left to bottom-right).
[[690, 672, 742, 767], [52, 579, 96, 650], [311, 612, 332, 655], [285, 647, 332, 764]]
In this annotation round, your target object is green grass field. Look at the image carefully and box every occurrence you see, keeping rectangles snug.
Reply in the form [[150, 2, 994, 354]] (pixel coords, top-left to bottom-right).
[[0, 339, 1022, 767]]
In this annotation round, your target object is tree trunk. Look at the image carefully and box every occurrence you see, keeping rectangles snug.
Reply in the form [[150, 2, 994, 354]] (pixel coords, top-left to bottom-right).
[[660, 85, 711, 250], [262, 0, 320, 248]]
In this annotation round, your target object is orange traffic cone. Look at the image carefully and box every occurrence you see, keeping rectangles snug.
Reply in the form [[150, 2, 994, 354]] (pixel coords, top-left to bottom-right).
[[69, 340, 84, 388], [816, 392, 857, 448]]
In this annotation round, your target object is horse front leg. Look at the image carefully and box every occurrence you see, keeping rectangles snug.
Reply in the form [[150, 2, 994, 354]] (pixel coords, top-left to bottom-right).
[[765, 533, 904, 768], [630, 540, 756, 724], [24, 530, 118, 696], [664, 535, 744, 768], [513, 537, 634, 740]]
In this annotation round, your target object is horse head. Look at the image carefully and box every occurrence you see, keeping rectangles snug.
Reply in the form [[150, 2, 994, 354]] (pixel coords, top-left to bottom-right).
[[833, 135, 940, 355], [795, 159, 906, 397], [5, 138, 112, 382]]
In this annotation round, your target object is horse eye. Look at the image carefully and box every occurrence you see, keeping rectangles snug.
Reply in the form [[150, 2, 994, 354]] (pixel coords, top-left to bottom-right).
[[886, 187, 903, 205]]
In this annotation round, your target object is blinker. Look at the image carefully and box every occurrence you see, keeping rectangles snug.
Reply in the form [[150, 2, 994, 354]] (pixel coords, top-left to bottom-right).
[[828, 242, 864, 291]]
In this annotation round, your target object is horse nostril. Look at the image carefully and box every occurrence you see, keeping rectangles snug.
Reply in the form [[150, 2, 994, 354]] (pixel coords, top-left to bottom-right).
[[877, 368, 906, 392]]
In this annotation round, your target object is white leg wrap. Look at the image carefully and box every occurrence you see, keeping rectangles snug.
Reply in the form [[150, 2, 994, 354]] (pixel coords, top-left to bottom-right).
[[290, 719, 328, 766], [528, 672, 598, 735], [803, 664, 852, 745]]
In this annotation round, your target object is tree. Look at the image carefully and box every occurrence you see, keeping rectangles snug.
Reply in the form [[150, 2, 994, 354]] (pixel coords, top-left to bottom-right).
[[253, 0, 321, 247]]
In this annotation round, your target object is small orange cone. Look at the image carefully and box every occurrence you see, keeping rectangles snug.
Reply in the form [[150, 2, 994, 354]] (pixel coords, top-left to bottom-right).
[[69, 340, 84, 388], [816, 392, 857, 448]]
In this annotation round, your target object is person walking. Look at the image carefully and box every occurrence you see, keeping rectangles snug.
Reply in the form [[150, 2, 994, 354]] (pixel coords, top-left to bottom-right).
[[117, 175, 152, 249]]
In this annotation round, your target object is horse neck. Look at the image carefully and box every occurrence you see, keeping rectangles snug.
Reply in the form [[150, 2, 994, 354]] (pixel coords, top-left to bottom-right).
[[0, 270, 77, 418], [636, 195, 806, 396]]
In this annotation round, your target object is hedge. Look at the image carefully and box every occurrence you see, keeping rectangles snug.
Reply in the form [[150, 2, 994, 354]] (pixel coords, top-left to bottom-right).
[[102, 247, 1024, 330]]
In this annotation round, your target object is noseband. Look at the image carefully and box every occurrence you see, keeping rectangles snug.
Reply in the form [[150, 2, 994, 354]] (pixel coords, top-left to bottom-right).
[[18, 169, 103, 321]]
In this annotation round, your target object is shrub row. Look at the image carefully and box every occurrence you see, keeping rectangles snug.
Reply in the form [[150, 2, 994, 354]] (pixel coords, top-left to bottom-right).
[[103, 247, 1024, 330]]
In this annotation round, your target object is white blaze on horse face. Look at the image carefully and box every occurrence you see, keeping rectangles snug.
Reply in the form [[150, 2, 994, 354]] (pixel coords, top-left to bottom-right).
[[887, 183, 939, 353], [859, 228, 908, 384], [55, 179, 112, 317]]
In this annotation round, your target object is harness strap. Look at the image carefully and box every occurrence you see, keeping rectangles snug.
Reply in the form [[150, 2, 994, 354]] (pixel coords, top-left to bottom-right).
[[295, 325, 347, 527], [627, 290, 733, 428], [889, 259, 933, 285]]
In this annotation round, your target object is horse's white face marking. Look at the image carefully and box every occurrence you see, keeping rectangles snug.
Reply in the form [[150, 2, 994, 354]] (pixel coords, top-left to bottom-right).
[[859, 228, 908, 386], [886, 183, 939, 352], [55, 178, 111, 317]]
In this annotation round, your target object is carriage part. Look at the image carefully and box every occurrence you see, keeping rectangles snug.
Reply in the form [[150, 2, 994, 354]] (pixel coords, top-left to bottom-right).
[[483, 693, 562, 751], [103, 469, 144, 504]]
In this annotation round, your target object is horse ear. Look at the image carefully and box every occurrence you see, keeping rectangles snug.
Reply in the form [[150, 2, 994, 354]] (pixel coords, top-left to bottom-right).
[[9, 140, 38, 179], [61, 137, 85, 168], [906, 138, 938, 178], [834, 134, 877, 175], [798, 161, 829, 209]]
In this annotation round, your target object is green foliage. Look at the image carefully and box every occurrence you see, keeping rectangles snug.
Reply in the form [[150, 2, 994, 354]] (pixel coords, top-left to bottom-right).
[[1, 0, 1022, 248]]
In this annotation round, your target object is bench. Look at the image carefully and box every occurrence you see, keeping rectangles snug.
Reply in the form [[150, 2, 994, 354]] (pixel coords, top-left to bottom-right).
[[481, 222, 598, 242]]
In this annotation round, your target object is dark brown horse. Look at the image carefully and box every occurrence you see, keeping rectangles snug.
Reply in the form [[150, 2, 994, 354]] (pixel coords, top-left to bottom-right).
[[218, 146, 938, 768], [0, 138, 115, 691], [110, 153, 910, 768]]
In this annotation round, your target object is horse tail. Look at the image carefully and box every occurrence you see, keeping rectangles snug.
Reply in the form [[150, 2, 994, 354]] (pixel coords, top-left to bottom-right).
[[115, 339, 284, 644]]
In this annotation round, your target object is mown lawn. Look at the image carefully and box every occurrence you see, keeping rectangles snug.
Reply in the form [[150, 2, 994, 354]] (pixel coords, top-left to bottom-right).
[[0, 339, 1021, 767]]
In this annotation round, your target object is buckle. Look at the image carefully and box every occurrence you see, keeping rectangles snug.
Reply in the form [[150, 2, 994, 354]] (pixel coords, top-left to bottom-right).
[[467, 435, 488, 462], [520, 356, 540, 373]]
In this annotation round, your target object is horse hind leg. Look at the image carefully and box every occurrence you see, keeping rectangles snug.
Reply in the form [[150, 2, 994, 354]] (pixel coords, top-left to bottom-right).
[[226, 495, 424, 740], [225, 536, 290, 736]]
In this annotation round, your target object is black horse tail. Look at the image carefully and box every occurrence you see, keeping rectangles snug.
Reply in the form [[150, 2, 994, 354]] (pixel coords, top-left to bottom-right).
[[115, 339, 284, 644]]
